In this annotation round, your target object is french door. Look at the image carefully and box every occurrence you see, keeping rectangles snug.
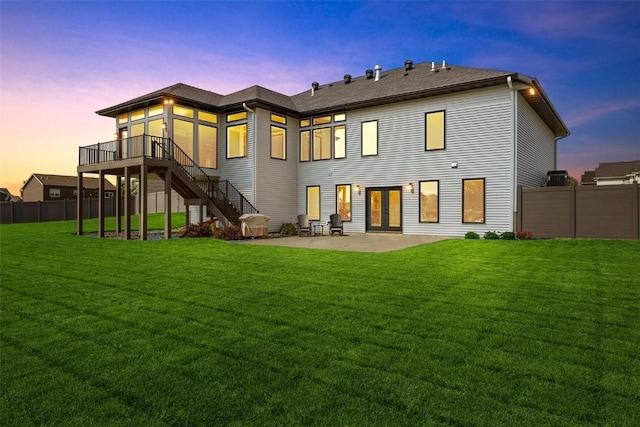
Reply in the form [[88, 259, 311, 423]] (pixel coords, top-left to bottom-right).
[[366, 187, 402, 232]]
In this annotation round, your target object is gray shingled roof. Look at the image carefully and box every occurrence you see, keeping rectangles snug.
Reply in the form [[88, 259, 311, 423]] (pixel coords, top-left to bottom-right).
[[594, 160, 640, 178], [95, 61, 568, 137], [29, 174, 116, 190]]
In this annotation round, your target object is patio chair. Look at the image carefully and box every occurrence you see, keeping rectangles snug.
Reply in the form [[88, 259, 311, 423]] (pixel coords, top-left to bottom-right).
[[297, 214, 312, 237], [328, 213, 343, 236]]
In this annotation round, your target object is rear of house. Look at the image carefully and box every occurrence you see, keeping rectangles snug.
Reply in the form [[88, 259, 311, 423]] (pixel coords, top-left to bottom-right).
[[80, 59, 568, 238]]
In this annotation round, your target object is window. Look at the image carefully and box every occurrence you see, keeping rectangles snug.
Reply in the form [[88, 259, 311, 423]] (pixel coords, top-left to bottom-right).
[[313, 128, 331, 160], [227, 124, 247, 158], [130, 109, 145, 121], [148, 119, 164, 138], [173, 119, 194, 158], [173, 105, 194, 118], [271, 113, 287, 125], [426, 111, 445, 150], [271, 126, 286, 160], [227, 112, 247, 122], [130, 123, 144, 137], [300, 118, 310, 127], [361, 120, 378, 156], [300, 130, 311, 162], [199, 124, 217, 168], [419, 181, 439, 223], [336, 184, 351, 221], [334, 113, 346, 122], [49, 188, 60, 198], [198, 111, 217, 124], [307, 186, 320, 221], [313, 116, 331, 125], [148, 105, 163, 117], [117, 113, 128, 124], [334, 125, 346, 159], [463, 178, 485, 223]]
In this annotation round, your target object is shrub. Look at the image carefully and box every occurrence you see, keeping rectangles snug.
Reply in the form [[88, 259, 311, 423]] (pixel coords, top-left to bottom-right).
[[213, 224, 243, 241], [500, 231, 516, 240], [515, 230, 533, 240], [465, 231, 480, 240], [182, 223, 213, 238], [483, 231, 500, 240], [279, 222, 298, 236]]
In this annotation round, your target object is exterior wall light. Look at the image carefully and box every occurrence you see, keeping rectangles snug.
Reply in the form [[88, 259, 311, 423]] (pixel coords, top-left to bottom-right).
[[451, 162, 458, 168], [355, 185, 361, 195], [408, 183, 414, 193]]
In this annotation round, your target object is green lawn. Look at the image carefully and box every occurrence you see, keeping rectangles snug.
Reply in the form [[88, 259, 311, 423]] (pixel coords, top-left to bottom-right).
[[1, 217, 639, 426]]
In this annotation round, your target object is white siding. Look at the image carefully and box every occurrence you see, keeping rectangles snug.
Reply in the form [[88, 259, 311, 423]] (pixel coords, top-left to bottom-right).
[[517, 94, 556, 188], [254, 109, 298, 232], [297, 86, 516, 237], [219, 113, 254, 204]]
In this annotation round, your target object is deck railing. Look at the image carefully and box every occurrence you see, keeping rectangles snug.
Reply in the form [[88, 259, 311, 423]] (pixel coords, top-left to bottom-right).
[[78, 135, 258, 222]]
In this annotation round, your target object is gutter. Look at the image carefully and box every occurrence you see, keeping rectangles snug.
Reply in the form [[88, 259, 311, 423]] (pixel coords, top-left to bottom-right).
[[242, 102, 257, 208], [507, 76, 518, 229]]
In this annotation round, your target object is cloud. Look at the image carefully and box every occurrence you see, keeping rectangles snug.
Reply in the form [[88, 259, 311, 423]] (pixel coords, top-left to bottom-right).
[[564, 98, 640, 128]]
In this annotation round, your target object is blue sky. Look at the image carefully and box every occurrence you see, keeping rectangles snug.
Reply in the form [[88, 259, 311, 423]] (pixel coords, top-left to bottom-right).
[[1, 1, 639, 194]]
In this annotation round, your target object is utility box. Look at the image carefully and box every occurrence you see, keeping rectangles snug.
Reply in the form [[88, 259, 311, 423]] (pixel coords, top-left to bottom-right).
[[239, 214, 270, 238]]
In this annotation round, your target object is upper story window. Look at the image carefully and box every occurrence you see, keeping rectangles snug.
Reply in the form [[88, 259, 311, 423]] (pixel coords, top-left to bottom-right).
[[419, 180, 439, 223], [313, 116, 331, 125], [173, 105, 194, 118], [271, 114, 287, 125], [300, 130, 311, 162], [148, 105, 163, 117], [49, 188, 60, 198], [227, 112, 247, 122], [271, 126, 286, 160], [117, 113, 128, 124], [227, 124, 247, 158], [334, 125, 346, 159], [198, 111, 218, 124], [299, 114, 347, 162], [361, 120, 378, 156], [130, 109, 145, 121], [426, 110, 445, 151], [199, 124, 217, 168], [313, 128, 332, 160], [462, 178, 485, 223]]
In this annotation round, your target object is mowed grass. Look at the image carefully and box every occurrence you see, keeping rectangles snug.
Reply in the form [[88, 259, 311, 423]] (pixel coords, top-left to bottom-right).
[[1, 216, 639, 426]]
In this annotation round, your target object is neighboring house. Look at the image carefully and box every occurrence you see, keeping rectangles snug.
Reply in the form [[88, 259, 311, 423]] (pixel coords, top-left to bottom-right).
[[581, 160, 640, 186], [79, 59, 569, 237], [21, 173, 116, 202], [0, 188, 20, 202]]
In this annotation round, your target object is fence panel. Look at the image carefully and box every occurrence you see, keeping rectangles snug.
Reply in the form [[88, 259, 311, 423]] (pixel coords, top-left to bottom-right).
[[519, 183, 639, 240], [0, 198, 118, 224]]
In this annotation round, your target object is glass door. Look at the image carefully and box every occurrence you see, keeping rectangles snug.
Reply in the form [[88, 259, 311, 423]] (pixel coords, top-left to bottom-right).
[[366, 187, 402, 232]]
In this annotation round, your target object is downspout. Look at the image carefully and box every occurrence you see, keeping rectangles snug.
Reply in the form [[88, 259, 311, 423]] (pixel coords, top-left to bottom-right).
[[507, 76, 518, 231], [242, 102, 257, 208]]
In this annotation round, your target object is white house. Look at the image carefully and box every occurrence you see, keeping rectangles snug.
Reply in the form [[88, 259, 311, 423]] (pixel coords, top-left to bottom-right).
[[78, 59, 569, 238]]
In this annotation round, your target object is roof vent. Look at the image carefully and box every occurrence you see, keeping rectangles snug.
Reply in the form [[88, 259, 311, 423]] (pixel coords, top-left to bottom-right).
[[404, 60, 413, 71], [365, 69, 374, 79], [374, 65, 382, 81], [311, 81, 319, 96], [430, 61, 439, 73], [344, 74, 352, 84]]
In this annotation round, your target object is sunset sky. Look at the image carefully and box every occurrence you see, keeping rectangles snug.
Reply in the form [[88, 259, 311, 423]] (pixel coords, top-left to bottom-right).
[[1, 1, 639, 195]]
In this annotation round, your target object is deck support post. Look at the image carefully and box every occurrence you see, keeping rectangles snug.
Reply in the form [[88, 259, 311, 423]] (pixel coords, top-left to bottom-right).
[[77, 172, 83, 235], [124, 167, 131, 240], [139, 163, 148, 240], [115, 175, 122, 233], [98, 170, 105, 237], [164, 168, 172, 239]]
